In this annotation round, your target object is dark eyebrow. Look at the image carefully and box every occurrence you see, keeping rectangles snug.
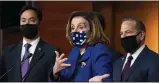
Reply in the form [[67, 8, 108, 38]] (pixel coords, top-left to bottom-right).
[[29, 17, 36, 20], [21, 18, 26, 20], [21, 17, 36, 20]]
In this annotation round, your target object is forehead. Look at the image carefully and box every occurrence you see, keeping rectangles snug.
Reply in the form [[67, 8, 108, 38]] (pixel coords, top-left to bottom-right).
[[121, 20, 137, 31], [20, 9, 38, 18], [71, 16, 88, 24]]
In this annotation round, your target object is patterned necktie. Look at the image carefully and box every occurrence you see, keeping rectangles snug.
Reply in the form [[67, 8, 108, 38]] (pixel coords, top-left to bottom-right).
[[21, 43, 31, 81], [121, 55, 133, 82]]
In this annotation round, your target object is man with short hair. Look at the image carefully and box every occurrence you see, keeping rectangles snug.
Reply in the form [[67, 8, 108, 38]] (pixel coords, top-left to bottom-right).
[[0, 6, 56, 82], [89, 17, 159, 82], [113, 17, 159, 82]]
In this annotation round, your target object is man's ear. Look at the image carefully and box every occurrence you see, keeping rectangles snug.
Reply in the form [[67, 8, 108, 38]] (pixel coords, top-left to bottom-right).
[[37, 21, 41, 29], [140, 31, 145, 41]]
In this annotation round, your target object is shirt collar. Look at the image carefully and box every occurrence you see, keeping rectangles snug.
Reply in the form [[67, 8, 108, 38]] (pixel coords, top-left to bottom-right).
[[22, 37, 40, 47], [126, 44, 145, 60]]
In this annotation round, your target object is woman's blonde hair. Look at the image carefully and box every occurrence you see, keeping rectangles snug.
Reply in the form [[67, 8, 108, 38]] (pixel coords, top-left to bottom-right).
[[66, 11, 110, 46]]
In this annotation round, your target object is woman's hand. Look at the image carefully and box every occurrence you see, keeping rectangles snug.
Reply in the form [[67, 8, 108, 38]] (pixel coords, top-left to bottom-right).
[[53, 51, 71, 79], [89, 74, 110, 82]]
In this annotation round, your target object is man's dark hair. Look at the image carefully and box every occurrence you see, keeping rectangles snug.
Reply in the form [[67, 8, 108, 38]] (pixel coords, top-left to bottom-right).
[[19, 6, 42, 22], [122, 17, 146, 33]]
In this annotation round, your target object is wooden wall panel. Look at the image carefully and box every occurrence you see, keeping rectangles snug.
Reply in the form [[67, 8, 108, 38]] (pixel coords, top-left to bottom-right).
[[114, 1, 158, 53], [2, 1, 158, 56], [93, 2, 114, 47], [35, 1, 92, 55]]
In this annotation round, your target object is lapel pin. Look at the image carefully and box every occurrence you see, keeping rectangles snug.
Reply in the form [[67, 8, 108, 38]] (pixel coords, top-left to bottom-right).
[[122, 57, 125, 60], [38, 48, 41, 51], [81, 62, 86, 68]]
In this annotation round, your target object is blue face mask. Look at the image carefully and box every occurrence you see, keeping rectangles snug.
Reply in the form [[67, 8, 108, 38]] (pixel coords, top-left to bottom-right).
[[70, 31, 87, 46]]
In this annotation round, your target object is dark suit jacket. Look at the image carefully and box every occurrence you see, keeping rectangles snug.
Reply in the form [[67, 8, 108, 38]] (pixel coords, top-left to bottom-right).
[[0, 40, 56, 82], [113, 45, 159, 82], [108, 47, 123, 63]]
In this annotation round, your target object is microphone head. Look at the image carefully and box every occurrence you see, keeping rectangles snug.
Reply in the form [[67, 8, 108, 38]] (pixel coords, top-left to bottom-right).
[[28, 53, 33, 59], [22, 53, 33, 62], [56, 48, 62, 55]]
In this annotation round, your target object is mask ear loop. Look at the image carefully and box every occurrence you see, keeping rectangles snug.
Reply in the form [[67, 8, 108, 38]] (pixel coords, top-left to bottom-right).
[[136, 31, 144, 48], [137, 30, 145, 43]]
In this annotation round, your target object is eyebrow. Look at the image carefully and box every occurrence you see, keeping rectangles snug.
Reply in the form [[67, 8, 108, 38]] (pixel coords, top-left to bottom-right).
[[126, 30, 133, 32], [21, 17, 36, 20], [71, 23, 85, 26], [21, 18, 26, 20], [71, 22, 88, 28], [78, 23, 87, 27], [79, 23, 86, 25], [29, 17, 36, 20]]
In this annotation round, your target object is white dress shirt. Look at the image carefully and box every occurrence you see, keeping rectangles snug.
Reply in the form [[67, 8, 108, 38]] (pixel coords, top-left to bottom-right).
[[21, 37, 40, 63], [122, 44, 145, 70]]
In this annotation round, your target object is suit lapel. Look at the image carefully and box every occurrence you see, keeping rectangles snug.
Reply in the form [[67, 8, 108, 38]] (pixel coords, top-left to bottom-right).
[[23, 40, 45, 80], [67, 45, 94, 80], [29, 40, 44, 70], [124, 46, 148, 81], [115, 56, 126, 81], [79, 46, 94, 62]]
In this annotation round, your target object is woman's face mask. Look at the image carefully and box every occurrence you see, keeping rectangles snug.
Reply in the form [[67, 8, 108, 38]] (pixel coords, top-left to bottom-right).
[[71, 31, 87, 46]]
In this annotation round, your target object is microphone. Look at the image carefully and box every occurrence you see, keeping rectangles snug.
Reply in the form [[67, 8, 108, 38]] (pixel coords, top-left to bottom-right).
[[56, 48, 62, 55], [21, 52, 44, 81], [0, 53, 33, 80], [21, 53, 33, 63]]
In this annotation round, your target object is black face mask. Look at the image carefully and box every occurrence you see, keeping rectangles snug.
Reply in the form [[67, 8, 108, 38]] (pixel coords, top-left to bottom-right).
[[20, 24, 38, 39], [121, 32, 141, 54]]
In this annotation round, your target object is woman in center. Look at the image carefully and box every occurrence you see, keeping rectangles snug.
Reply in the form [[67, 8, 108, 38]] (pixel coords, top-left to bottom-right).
[[51, 11, 113, 82]]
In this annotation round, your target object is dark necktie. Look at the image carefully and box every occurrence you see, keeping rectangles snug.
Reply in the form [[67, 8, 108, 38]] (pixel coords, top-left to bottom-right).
[[121, 55, 133, 82], [21, 43, 31, 81]]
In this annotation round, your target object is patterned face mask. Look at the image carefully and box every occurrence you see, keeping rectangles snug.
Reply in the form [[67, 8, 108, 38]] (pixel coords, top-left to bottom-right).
[[70, 31, 87, 46]]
